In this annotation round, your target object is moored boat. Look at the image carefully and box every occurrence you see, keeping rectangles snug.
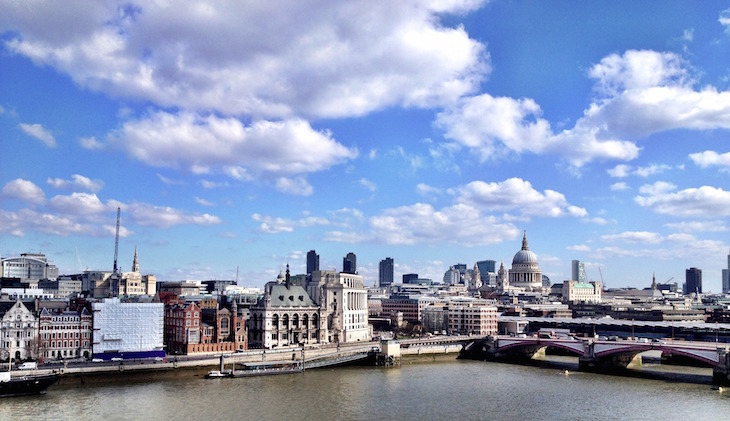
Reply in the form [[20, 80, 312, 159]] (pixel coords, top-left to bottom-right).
[[0, 372, 60, 398], [206, 370, 232, 378]]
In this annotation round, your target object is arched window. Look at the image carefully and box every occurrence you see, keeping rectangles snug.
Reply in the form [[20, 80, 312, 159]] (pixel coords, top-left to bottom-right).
[[302, 314, 309, 330], [293, 314, 299, 328], [272, 314, 279, 330], [282, 314, 289, 328]]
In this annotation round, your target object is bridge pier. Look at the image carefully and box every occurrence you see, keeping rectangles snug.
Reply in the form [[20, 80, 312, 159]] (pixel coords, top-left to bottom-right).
[[578, 353, 641, 373], [375, 340, 401, 367], [713, 349, 730, 386]]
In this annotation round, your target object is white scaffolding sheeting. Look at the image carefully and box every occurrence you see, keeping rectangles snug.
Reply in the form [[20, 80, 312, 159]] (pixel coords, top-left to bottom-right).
[[92, 298, 164, 354]]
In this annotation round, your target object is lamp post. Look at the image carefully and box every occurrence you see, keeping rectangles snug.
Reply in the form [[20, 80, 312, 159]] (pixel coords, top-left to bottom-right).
[[631, 319, 635, 341]]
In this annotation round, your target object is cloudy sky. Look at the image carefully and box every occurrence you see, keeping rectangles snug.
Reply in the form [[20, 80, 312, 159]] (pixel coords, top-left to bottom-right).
[[2, 1, 730, 291]]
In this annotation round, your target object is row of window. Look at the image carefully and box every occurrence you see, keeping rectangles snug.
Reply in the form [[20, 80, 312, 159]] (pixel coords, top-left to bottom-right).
[[41, 332, 90, 339], [42, 340, 89, 348], [40, 324, 90, 330]]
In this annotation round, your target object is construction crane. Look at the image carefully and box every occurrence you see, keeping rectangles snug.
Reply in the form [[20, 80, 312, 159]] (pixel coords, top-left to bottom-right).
[[113, 207, 121, 274], [111, 207, 121, 297], [598, 266, 606, 291]]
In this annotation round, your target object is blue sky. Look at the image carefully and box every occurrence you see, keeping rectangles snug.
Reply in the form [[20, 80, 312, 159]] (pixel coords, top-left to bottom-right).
[[2, 1, 730, 291]]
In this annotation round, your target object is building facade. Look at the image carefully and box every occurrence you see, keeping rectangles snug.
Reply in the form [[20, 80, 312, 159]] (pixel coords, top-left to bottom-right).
[[571, 260, 587, 283], [118, 247, 157, 296], [0, 299, 38, 360], [476, 260, 496, 286], [39, 307, 92, 361], [447, 303, 498, 336], [379, 257, 394, 287], [562, 280, 602, 303], [722, 252, 730, 294], [164, 301, 202, 354], [402, 273, 419, 284], [319, 271, 369, 343], [249, 266, 324, 349], [1, 253, 59, 285], [307, 250, 320, 275], [685, 267, 702, 294], [508, 232, 543, 292], [343, 252, 357, 274]]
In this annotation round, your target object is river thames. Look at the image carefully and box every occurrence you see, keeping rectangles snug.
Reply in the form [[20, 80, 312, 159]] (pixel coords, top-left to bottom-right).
[[2, 356, 728, 420]]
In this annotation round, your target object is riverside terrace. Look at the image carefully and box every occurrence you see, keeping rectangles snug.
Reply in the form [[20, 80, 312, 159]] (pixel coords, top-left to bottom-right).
[[498, 316, 730, 343]]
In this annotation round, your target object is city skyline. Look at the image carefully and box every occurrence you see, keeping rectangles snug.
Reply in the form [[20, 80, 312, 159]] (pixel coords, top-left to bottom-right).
[[2, 2, 730, 290]]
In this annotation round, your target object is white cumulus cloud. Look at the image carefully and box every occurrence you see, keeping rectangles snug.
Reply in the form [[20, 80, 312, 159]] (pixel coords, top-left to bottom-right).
[[452, 178, 587, 218], [1, 178, 46, 205], [108, 112, 357, 178], [635, 182, 730, 217], [689, 150, 730, 171], [1, 1, 488, 120], [19, 123, 56, 147], [47, 174, 103, 192]]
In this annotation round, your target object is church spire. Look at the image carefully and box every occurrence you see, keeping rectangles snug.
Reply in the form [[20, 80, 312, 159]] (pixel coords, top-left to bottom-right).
[[521, 230, 529, 250], [285, 263, 291, 288], [132, 245, 140, 273]]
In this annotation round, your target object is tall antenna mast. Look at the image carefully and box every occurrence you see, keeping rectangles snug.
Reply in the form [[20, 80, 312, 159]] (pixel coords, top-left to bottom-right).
[[113, 207, 120, 274]]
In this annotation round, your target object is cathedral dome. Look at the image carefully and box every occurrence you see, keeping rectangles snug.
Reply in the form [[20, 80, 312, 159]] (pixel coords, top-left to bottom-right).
[[512, 249, 538, 265], [511, 231, 538, 265]]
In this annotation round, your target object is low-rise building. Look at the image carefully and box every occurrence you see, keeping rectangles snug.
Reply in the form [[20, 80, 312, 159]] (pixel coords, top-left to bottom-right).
[[249, 266, 324, 349], [0, 299, 38, 360], [448, 303, 498, 336], [562, 280, 602, 303], [1, 253, 59, 286], [39, 307, 92, 361]]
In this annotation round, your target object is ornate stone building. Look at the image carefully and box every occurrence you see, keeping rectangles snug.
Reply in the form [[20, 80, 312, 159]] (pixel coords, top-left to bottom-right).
[[118, 247, 156, 296], [307, 269, 370, 343], [39, 307, 93, 361], [0, 299, 38, 360], [248, 266, 324, 349], [508, 231, 544, 292]]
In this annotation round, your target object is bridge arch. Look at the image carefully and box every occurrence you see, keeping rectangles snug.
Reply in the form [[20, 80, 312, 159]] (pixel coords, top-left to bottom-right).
[[496, 339, 585, 359], [594, 344, 719, 368]]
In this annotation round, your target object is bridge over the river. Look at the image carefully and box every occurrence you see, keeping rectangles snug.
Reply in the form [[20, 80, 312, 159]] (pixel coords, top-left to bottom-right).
[[462, 335, 730, 385]]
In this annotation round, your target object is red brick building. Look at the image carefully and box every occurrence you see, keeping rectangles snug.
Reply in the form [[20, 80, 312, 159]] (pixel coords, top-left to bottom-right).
[[164, 298, 246, 355], [39, 307, 93, 361]]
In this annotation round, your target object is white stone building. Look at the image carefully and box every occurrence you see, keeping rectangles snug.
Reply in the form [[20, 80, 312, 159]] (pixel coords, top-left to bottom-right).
[[248, 266, 324, 349], [506, 231, 544, 292], [0, 299, 38, 360], [307, 270, 370, 343], [562, 280, 602, 303]]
